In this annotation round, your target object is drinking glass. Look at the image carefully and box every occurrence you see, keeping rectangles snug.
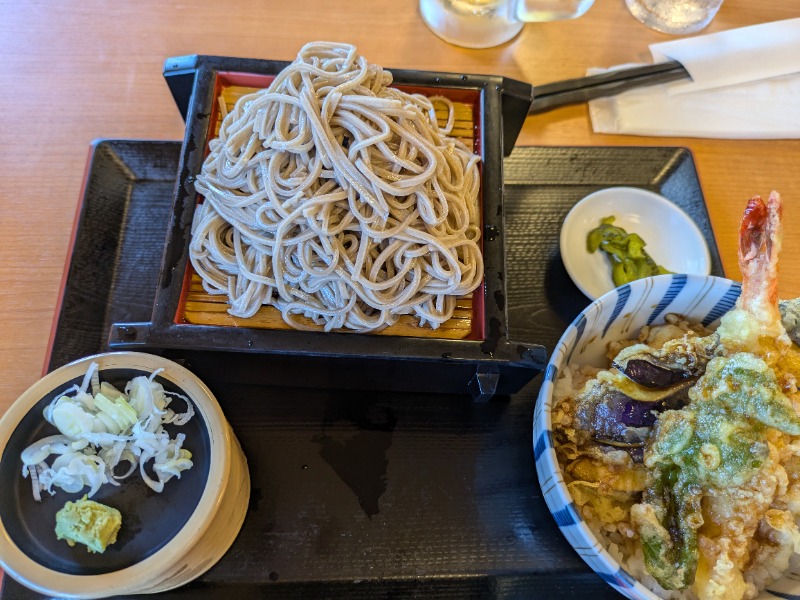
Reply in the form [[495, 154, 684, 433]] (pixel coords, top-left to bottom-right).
[[624, 0, 725, 34], [419, 0, 595, 49]]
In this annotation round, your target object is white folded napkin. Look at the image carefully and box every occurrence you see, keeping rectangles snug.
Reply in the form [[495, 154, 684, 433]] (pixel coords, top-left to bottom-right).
[[588, 18, 800, 139]]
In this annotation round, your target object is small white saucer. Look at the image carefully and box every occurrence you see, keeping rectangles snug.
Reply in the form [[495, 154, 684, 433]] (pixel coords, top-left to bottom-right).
[[559, 187, 711, 300]]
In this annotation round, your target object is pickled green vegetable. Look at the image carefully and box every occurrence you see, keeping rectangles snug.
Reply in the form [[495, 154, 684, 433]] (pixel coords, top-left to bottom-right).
[[586, 216, 672, 286]]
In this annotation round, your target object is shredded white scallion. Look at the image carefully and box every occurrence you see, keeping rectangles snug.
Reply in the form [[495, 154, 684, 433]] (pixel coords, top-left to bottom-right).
[[28, 465, 41, 502], [21, 362, 196, 500]]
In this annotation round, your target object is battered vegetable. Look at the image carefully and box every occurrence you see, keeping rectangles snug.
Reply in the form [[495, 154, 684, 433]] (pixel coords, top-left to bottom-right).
[[561, 193, 800, 600], [633, 352, 800, 589], [55, 495, 121, 553], [587, 216, 672, 286]]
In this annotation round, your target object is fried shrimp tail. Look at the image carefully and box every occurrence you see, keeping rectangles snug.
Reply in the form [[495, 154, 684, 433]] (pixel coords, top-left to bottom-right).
[[718, 191, 791, 355], [739, 192, 782, 323]]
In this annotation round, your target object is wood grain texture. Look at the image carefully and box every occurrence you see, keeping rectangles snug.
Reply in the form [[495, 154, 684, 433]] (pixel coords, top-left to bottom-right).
[[1, 0, 798, 419]]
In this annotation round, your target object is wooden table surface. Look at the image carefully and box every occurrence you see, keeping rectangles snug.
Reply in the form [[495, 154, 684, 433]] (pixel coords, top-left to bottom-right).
[[0, 0, 798, 594], [1, 0, 798, 454]]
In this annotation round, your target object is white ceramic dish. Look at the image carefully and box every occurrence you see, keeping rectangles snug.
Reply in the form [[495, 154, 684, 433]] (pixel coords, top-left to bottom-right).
[[560, 187, 711, 300], [533, 273, 800, 599], [0, 352, 250, 598]]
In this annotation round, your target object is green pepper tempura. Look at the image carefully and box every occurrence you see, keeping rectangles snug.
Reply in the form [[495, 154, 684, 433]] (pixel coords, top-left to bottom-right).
[[632, 352, 800, 590], [586, 216, 672, 287]]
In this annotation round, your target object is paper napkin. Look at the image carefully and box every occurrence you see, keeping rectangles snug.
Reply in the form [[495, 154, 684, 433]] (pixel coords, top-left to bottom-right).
[[588, 18, 800, 139]]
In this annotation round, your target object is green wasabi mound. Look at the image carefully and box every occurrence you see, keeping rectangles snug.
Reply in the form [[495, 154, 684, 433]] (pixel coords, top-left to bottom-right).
[[54, 495, 122, 553]]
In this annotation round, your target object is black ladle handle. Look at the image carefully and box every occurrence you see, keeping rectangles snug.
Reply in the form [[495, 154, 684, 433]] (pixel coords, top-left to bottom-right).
[[529, 60, 691, 114]]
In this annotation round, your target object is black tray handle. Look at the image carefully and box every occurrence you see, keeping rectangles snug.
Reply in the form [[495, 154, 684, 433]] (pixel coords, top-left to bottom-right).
[[163, 55, 200, 121]]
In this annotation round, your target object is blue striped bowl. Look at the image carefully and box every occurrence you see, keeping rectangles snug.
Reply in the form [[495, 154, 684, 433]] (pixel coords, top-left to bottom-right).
[[533, 274, 799, 599]]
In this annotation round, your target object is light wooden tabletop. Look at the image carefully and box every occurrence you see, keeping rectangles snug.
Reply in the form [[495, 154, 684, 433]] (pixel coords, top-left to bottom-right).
[[0, 0, 797, 422]]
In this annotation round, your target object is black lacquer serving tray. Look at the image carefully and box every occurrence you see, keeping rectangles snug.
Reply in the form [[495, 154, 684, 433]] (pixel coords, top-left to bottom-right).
[[1, 141, 722, 599]]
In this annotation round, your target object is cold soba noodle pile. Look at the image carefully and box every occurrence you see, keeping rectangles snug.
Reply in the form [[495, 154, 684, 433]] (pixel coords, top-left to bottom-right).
[[190, 42, 483, 332], [553, 193, 800, 600]]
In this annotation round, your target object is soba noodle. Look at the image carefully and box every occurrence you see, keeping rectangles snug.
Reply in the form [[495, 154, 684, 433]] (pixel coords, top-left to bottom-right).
[[190, 42, 483, 332]]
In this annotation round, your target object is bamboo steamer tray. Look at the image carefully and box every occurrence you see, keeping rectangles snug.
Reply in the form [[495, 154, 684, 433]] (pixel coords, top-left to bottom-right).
[[181, 84, 477, 340]]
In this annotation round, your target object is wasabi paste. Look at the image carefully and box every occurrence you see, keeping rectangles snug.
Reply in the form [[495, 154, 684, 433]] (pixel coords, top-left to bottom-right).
[[55, 495, 121, 553]]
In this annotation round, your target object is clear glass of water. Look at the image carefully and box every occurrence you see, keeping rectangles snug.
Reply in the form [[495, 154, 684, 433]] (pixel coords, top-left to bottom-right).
[[624, 0, 725, 34], [419, 0, 595, 49]]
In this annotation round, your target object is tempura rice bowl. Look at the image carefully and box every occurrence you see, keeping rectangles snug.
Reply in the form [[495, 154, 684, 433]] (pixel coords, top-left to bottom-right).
[[534, 274, 800, 600]]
